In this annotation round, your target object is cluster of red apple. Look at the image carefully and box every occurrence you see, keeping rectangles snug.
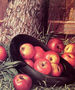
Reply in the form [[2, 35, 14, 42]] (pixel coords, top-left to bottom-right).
[[0, 45, 32, 90], [47, 38, 75, 67], [19, 38, 75, 77], [19, 38, 64, 77], [61, 43, 75, 67], [0, 38, 75, 90], [13, 38, 75, 90]]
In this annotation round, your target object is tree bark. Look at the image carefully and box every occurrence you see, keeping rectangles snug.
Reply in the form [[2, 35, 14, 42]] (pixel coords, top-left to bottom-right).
[[0, 0, 48, 44], [0, 0, 8, 25]]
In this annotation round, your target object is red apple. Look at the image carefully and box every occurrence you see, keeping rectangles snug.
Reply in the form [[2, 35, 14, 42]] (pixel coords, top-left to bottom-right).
[[0, 45, 7, 61], [19, 43, 35, 59], [61, 53, 75, 67], [51, 63, 62, 77], [47, 38, 65, 53], [13, 74, 32, 90], [24, 59, 34, 68], [44, 50, 60, 64], [59, 63, 63, 72], [34, 58, 52, 75], [64, 43, 75, 55], [34, 46, 45, 61]]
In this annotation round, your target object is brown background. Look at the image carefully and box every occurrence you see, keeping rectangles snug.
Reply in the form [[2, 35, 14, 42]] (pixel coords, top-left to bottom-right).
[[48, 0, 75, 34]]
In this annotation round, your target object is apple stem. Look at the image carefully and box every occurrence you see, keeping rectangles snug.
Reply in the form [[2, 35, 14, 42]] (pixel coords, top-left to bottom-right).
[[57, 45, 60, 49], [57, 66, 60, 72], [19, 76, 24, 80], [68, 55, 71, 58], [49, 57, 52, 61], [42, 62, 46, 66], [21, 47, 25, 51], [42, 63, 45, 66]]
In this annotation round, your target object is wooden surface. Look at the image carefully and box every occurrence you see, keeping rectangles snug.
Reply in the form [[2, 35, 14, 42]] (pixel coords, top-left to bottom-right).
[[48, 0, 75, 34], [48, 20, 75, 34], [56, 23, 75, 34], [66, 0, 74, 9]]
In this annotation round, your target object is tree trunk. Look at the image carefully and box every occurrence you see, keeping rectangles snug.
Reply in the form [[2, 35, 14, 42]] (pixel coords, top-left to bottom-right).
[[0, 0, 49, 44], [0, 0, 8, 25]]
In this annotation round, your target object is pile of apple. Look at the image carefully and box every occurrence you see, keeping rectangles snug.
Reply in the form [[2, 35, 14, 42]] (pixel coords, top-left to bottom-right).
[[47, 38, 75, 67], [0, 38, 75, 90], [19, 38, 75, 77], [0, 45, 32, 90]]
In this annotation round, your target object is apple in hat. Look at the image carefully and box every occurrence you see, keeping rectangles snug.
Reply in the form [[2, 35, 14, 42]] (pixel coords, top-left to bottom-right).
[[34, 58, 52, 75], [47, 38, 65, 53], [19, 43, 35, 59], [51, 63, 62, 77], [64, 43, 75, 55], [24, 59, 34, 68], [34, 46, 45, 61], [61, 53, 75, 67], [44, 50, 60, 64]]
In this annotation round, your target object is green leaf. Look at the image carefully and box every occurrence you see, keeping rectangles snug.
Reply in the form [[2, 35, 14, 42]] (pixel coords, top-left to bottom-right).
[[0, 61, 21, 71]]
